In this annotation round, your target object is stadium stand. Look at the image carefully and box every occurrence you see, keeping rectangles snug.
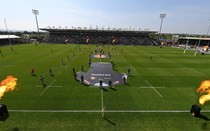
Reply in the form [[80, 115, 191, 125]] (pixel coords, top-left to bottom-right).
[[40, 28, 158, 45], [0, 35, 21, 45], [178, 37, 210, 47]]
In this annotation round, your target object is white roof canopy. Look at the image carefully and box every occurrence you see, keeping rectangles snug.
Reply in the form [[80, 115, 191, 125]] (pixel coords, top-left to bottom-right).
[[179, 37, 210, 41], [0, 35, 20, 39]]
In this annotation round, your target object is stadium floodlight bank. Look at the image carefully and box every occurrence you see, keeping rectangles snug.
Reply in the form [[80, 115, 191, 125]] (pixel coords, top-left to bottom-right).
[[32, 9, 40, 38], [159, 13, 166, 34]]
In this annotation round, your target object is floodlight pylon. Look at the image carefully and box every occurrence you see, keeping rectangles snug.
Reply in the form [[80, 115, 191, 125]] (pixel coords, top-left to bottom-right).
[[32, 9, 40, 39]]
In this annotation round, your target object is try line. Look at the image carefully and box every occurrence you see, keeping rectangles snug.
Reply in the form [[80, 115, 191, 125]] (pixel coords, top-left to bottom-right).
[[8, 109, 210, 113]]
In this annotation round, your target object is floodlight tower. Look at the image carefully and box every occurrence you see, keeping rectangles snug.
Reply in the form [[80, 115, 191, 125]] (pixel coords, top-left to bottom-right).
[[32, 9, 40, 38], [4, 19, 11, 46], [159, 13, 166, 34], [4, 18, 13, 51]]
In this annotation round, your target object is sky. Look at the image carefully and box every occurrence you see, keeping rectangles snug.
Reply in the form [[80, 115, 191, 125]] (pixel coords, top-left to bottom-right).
[[0, 0, 210, 34]]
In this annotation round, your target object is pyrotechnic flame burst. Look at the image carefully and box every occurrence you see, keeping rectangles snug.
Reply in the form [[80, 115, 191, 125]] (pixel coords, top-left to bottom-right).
[[196, 80, 210, 105], [0, 76, 17, 99], [203, 46, 209, 51]]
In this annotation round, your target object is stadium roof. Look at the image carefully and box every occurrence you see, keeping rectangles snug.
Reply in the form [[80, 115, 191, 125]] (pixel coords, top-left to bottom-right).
[[179, 37, 210, 41], [40, 28, 157, 36], [0, 35, 20, 39]]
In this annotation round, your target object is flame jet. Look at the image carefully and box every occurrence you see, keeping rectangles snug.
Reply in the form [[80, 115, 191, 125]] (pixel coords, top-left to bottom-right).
[[196, 80, 210, 105], [0, 76, 17, 99]]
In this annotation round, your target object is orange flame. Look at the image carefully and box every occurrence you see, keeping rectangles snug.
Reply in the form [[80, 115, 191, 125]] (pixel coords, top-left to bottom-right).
[[203, 46, 209, 51], [196, 80, 210, 105], [0, 76, 17, 99]]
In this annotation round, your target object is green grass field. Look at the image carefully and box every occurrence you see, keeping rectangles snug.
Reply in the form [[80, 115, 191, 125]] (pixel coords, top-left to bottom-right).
[[1, 44, 210, 130]]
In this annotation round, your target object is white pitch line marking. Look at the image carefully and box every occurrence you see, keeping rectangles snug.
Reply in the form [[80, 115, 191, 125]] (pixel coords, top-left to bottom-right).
[[40, 79, 56, 96], [140, 86, 165, 89], [101, 88, 104, 112], [9, 110, 101, 113], [120, 55, 128, 63], [129, 64, 137, 71], [145, 80, 163, 97], [160, 56, 207, 76], [8, 109, 210, 113], [36, 85, 63, 88], [119, 54, 138, 74], [51, 86, 63, 87], [121, 55, 137, 71]]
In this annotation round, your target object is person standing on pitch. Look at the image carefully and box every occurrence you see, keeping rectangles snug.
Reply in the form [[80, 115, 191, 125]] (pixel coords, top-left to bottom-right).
[[40, 75, 45, 87], [67, 55, 71, 61], [72, 67, 76, 74], [49, 67, 54, 76], [74, 72, 77, 80], [31, 67, 35, 76], [81, 74, 84, 84], [99, 79, 103, 87], [128, 68, 131, 76], [150, 56, 152, 60], [111, 59, 113, 64], [112, 63, 115, 70], [108, 80, 112, 88], [89, 62, 91, 68], [10, 47, 14, 51], [122, 75, 126, 83], [61, 58, 65, 65]]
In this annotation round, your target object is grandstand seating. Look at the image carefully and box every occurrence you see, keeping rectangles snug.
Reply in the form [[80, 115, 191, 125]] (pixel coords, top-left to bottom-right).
[[41, 29, 157, 46]]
